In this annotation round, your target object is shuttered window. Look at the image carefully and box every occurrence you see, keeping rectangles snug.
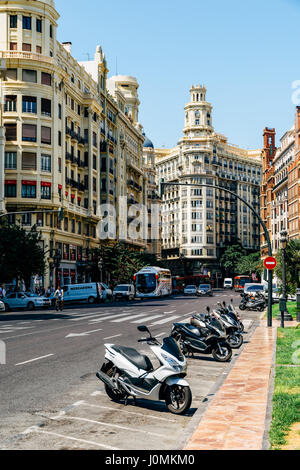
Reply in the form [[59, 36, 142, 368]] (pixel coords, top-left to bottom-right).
[[5, 124, 17, 141], [41, 72, 51, 86], [22, 124, 37, 142], [41, 126, 51, 144], [22, 43, 31, 52], [22, 69, 37, 83], [5, 69, 17, 81], [22, 152, 36, 171], [10, 42, 17, 51]]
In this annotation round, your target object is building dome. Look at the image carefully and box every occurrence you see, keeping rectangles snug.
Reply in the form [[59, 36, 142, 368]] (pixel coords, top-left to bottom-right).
[[143, 133, 154, 149]]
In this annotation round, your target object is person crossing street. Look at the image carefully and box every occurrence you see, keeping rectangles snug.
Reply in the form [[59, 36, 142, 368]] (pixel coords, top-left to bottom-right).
[[54, 286, 64, 312]]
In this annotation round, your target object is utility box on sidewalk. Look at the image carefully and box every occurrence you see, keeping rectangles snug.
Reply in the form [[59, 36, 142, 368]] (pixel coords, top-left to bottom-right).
[[297, 289, 300, 322]]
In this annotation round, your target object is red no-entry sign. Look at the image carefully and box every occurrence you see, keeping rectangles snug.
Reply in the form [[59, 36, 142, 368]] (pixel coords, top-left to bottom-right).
[[264, 257, 277, 270]]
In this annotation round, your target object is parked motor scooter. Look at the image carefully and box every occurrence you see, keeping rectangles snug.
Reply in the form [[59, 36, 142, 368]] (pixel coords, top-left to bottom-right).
[[171, 310, 232, 362], [97, 326, 192, 415], [239, 293, 266, 312]]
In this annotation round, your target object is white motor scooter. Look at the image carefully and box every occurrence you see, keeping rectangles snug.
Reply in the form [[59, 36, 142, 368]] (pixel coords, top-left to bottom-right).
[[96, 326, 192, 415]]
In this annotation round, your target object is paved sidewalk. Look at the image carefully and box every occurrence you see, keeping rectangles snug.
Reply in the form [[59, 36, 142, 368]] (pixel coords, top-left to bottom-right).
[[185, 321, 277, 450]]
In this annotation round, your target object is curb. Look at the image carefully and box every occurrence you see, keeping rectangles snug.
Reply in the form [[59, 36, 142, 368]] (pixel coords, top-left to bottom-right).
[[177, 319, 260, 451], [262, 325, 278, 450]]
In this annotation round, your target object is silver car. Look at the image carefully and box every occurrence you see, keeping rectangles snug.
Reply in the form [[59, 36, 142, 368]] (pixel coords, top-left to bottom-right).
[[0, 300, 5, 312], [3, 293, 51, 311]]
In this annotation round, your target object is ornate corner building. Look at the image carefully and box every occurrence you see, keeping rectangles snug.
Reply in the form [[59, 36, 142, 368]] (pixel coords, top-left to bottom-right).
[[155, 85, 262, 279], [0, 0, 158, 289]]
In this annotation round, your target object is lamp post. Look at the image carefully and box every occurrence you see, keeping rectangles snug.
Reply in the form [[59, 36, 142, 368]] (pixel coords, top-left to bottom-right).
[[278, 232, 293, 327], [98, 257, 103, 283]]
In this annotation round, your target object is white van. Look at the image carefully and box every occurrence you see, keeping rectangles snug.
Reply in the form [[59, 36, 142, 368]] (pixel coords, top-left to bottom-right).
[[113, 284, 135, 301], [59, 283, 103, 304], [224, 278, 233, 289]]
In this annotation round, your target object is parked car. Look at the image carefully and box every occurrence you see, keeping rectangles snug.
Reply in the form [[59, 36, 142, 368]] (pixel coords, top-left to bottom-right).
[[264, 288, 296, 303], [50, 283, 103, 305], [113, 285, 135, 301], [196, 284, 213, 297], [223, 278, 233, 289], [183, 285, 197, 296], [0, 300, 5, 312], [3, 293, 51, 311]]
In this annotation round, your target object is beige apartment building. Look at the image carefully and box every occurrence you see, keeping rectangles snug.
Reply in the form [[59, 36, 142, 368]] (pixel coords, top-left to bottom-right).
[[155, 85, 262, 279], [0, 0, 153, 289]]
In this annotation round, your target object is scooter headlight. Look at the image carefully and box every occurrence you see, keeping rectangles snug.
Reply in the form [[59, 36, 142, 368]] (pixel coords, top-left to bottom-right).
[[161, 353, 182, 371]]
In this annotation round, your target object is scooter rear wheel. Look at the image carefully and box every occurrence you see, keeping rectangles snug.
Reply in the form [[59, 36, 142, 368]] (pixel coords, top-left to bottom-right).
[[212, 342, 232, 362], [104, 367, 128, 403], [165, 385, 192, 415]]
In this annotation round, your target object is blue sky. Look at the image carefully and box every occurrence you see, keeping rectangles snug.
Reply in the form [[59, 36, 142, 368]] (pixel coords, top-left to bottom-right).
[[56, 0, 300, 150]]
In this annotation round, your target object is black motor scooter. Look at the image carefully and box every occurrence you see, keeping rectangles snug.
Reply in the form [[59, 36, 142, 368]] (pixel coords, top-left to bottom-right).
[[239, 293, 266, 312], [171, 310, 232, 362]]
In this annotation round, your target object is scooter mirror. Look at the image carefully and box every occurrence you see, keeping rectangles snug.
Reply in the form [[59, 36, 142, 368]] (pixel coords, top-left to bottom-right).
[[231, 299, 233, 303], [138, 325, 149, 333], [206, 306, 210, 313], [223, 301, 226, 307]]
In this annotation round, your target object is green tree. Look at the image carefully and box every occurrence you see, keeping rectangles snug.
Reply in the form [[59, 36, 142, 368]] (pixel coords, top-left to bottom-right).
[[220, 244, 247, 276], [90, 243, 159, 287], [0, 223, 46, 288], [275, 239, 300, 294], [237, 252, 262, 277]]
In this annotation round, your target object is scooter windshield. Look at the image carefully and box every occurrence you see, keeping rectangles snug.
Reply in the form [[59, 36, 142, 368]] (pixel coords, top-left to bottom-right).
[[162, 337, 184, 361]]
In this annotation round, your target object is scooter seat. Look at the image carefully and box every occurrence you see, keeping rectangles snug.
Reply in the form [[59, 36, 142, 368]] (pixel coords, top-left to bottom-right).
[[111, 346, 154, 372]]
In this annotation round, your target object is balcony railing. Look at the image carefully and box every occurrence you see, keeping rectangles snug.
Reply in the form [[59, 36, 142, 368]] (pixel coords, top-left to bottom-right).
[[0, 51, 55, 64]]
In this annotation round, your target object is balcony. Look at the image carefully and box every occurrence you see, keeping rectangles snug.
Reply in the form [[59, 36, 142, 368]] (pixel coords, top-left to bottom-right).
[[0, 50, 54, 64]]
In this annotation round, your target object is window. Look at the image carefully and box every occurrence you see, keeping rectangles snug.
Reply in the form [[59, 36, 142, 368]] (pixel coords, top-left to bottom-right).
[[41, 72, 52, 86], [41, 98, 51, 116], [23, 16, 32, 30], [22, 213, 32, 226], [22, 96, 37, 113], [41, 126, 51, 145], [5, 182, 17, 197], [58, 131, 62, 146], [4, 95, 17, 112], [36, 19, 42, 33], [10, 42, 17, 51], [10, 15, 17, 28], [36, 46, 42, 54], [58, 104, 62, 119], [41, 154, 51, 172], [93, 155, 97, 170], [5, 123, 17, 141], [22, 124, 37, 142], [22, 69, 37, 83], [22, 152, 36, 170], [207, 236, 214, 244], [5, 152, 17, 169], [41, 183, 51, 200], [5, 69, 17, 81], [22, 43, 32, 52], [22, 182, 36, 198], [50, 24, 53, 38]]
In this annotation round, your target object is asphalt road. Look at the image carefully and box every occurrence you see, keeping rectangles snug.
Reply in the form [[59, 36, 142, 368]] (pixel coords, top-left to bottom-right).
[[0, 291, 261, 450]]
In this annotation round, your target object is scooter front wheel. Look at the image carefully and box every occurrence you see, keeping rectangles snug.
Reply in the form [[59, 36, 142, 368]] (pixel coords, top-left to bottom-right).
[[212, 342, 232, 362], [165, 385, 192, 415], [239, 304, 246, 311]]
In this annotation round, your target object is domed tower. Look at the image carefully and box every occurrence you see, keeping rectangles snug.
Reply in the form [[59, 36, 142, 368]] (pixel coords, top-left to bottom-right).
[[183, 84, 213, 138], [0, 0, 59, 58]]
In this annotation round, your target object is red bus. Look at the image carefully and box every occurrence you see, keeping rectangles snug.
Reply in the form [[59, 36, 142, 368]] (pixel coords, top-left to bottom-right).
[[172, 275, 212, 294], [234, 276, 252, 292]]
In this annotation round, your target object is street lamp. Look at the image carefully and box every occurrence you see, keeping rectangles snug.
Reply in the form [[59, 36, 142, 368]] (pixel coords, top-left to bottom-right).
[[278, 231, 293, 327]]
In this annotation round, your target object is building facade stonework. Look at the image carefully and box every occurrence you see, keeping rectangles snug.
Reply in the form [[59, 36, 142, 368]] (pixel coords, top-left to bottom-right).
[[0, 0, 157, 289], [155, 85, 262, 280]]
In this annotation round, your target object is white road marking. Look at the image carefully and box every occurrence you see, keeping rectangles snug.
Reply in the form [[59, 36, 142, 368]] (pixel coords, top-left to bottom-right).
[[111, 313, 147, 323], [66, 328, 103, 338], [103, 334, 122, 340], [24, 426, 119, 450], [83, 402, 176, 422], [156, 332, 167, 338], [131, 315, 163, 324], [55, 416, 166, 438], [90, 391, 104, 396], [89, 312, 137, 323], [16, 354, 54, 366], [150, 316, 180, 326], [164, 310, 176, 314]]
